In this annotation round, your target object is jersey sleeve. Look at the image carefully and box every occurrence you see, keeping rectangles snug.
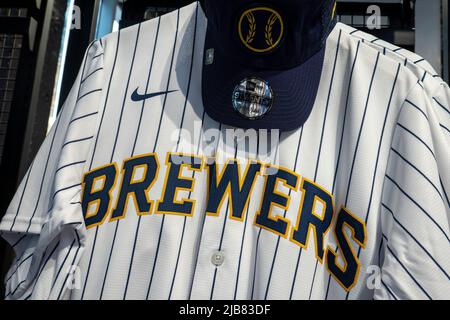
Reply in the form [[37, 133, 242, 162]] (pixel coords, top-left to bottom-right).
[[375, 82, 450, 300], [0, 40, 105, 299]]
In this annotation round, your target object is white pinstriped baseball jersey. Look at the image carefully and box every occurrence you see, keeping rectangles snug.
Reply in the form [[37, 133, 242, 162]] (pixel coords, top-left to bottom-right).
[[1, 2, 449, 300]]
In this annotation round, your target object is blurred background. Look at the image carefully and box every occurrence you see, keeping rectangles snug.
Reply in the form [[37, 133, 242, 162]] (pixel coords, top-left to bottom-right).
[[0, 0, 448, 297]]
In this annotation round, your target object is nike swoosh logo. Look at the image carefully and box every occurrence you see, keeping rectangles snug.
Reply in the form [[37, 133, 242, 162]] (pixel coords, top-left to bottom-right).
[[131, 88, 178, 102]]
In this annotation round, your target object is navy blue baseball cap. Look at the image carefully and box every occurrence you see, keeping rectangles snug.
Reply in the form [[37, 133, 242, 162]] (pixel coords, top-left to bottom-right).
[[202, 0, 337, 131]]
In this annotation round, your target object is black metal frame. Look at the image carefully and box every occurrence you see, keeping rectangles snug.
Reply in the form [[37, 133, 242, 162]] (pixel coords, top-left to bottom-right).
[[120, 0, 201, 28], [0, 0, 48, 299], [337, 1, 414, 27], [336, 1, 415, 50], [59, 0, 99, 112]]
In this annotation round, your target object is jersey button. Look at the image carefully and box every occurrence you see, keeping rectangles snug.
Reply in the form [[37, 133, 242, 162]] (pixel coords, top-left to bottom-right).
[[211, 251, 225, 267]]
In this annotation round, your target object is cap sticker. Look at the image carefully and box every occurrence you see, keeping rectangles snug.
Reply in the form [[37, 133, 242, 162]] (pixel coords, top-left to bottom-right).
[[238, 7, 284, 53], [232, 77, 274, 120]]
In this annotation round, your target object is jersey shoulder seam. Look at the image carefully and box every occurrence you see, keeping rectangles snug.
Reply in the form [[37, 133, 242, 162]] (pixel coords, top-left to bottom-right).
[[338, 23, 443, 85]]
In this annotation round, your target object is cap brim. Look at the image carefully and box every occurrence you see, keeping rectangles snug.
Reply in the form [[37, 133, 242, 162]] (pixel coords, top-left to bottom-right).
[[202, 30, 326, 132]]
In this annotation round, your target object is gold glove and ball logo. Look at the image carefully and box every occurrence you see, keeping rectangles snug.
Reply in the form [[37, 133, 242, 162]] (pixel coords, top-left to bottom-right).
[[238, 7, 284, 53]]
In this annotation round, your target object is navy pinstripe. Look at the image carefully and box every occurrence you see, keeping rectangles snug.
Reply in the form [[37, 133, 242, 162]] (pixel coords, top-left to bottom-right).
[[81, 29, 121, 300], [57, 231, 81, 299], [5, 253, 33, 282], [76, 89, 102, 102], [168, 111, 205, 299], [210, 146, 239, 299], [9, 161, 34, 231], [381, 203, 449, 279], [290, 30, 344, 300], [385, 175, 450, 242], [397, 123, 436, 159], [344, 63, 401, 300], [27, 240, 61, 298], [325, 52, 383, 299], [433, 97, 450, 115], [264, 129, 302, 299], [250, 137, 280, 299], [405, 99, 428, 120], [143, 8, 180, 298], [99, 22, 142, 299], [331, 41, 362, 192], [81, 68, 103, 84], [381, 279, 398, 300], [22, 49, 97, 233], [55, 161, 86, 174], [69, 112, 99, 125], [390, 148, 445, 202], [122, 16, 162, 300], [188, 124, 222, 299], [50, 239, 76, 294], [168, 5, 202, 299], [234, 134, 262, 300], [385, 245, 432, 299]]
